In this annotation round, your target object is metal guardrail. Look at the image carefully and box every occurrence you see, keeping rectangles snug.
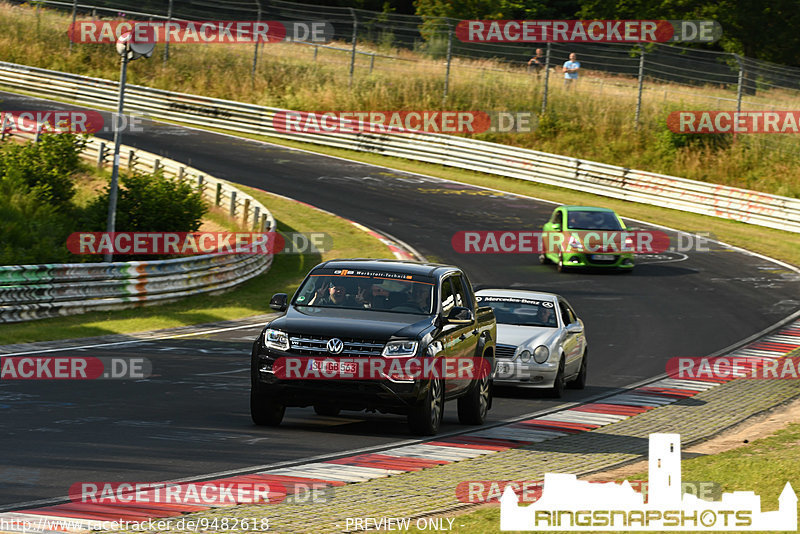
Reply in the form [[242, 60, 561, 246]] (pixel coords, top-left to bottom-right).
[[0, 122, 276, 323], [0, 60, 798, 234]]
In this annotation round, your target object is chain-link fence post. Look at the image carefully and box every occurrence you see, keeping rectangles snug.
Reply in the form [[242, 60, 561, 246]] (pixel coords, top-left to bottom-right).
[[734, 54, 744, 114], [442, 21, 453, 104], [635, 44, 645, 130], [541, 42, 551, 115], [251, 0, 262, 86], [69, 0, 77, 51], [349, 8, 358, 87], [163, 0, 173, 64]]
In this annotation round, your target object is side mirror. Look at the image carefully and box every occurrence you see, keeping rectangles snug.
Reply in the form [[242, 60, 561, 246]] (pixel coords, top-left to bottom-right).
[[565, 322, 583, 334], [445, 306, 474, 325], [270, 293, 288, 312], [551, 223, 562, 231]]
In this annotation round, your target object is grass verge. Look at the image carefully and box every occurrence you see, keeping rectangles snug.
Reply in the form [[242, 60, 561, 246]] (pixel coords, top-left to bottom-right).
[[0, 188, 393, 345], [407, 422, 800, 533]]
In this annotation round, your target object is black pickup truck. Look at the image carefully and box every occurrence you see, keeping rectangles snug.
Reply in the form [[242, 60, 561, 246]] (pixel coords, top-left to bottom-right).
[[250, 259, 497, 435]]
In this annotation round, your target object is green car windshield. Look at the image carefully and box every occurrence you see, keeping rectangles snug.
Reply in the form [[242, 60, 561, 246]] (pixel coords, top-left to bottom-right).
[[566, 210, 622, 230]]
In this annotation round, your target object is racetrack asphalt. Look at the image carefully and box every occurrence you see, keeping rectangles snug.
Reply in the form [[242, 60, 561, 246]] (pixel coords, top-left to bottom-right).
[[0, 91, 798, 508]]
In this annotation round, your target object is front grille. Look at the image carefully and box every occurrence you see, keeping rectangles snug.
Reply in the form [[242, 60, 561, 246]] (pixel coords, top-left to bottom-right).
[[496, 344, 517, 360], [289, 335, 385, 357]]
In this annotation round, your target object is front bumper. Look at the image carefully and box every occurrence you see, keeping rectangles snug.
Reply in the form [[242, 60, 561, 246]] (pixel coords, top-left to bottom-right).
[[253, 346, 427, 412], [561, 252, 634, 269], [493, 359, 559, 388]]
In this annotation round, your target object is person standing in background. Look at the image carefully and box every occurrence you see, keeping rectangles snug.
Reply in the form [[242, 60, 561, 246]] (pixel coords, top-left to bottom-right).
[[562, 52, 580, 89], [527, 48, 545, 78]]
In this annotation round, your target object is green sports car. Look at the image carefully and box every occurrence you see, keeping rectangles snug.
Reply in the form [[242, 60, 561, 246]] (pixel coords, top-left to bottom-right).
[[540, 206, 635, 272]]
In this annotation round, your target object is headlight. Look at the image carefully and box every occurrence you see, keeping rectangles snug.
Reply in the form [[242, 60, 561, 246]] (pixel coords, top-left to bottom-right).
[[533, 345, 549, 363], [568, 236, 583, 251], [383, 340, 418, 357], [264, 328, 290, 351], [518, 350, 532, 363]]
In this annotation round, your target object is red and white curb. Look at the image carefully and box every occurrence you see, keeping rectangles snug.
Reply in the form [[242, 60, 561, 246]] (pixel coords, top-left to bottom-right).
[[2, 320, 798, 533]]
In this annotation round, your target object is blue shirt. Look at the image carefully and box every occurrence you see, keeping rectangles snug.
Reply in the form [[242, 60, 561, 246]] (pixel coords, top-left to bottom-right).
[[563, 60, 580, 79]]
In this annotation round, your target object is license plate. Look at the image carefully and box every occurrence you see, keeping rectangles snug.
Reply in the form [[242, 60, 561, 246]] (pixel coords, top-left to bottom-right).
[[308, 360, 357, 374], [496, 362, 511, 376], [591, 254, 614, 260]]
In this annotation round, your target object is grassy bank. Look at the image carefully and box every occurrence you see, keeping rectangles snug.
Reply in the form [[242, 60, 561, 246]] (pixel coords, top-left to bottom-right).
[[1, 3, 799, 198], [0, 187, 393, 344], [409, 421, 800, 533]]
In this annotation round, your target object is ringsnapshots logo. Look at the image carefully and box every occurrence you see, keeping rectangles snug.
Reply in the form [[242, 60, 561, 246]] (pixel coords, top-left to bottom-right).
[[69, 20, 333, 44], [0, 357, 150, 380], [500, 433, 797, 531], [456, 20, 721, 43]]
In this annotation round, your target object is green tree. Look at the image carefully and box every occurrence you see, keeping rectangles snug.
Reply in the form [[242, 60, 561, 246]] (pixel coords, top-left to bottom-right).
[[0, 134, 86, 208], [82, 171, 208, 234]]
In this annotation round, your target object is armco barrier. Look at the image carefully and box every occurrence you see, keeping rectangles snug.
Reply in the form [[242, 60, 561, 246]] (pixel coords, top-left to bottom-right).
[[0, 124, 276, 323], [0, 61, 798, 233]]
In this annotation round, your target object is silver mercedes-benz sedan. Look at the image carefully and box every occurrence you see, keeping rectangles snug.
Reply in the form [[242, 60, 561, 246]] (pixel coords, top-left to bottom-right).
[[476, 289, 587, 397]]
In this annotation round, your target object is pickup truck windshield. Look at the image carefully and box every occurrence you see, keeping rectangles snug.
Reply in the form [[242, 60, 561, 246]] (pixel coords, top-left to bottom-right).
[[294, 270, 436, 315]]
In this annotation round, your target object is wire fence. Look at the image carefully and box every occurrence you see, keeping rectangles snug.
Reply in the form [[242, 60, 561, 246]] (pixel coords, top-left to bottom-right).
[[16, 0, 800, 158]]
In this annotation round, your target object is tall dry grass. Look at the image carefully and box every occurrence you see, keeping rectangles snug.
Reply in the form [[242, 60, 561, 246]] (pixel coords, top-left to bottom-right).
[[1, 2, 798, 198]]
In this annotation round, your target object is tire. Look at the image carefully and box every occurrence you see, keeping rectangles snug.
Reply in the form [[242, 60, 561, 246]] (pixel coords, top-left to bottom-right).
[[539, 253, 552, 265], [408, 378, 444, 435], [314, 405, 341, 417], [250, 386, 285, 426], [457, 375, 491, 425], [568, 350, 587, 390], [547, 357, 566, 398], [557, 254, 568, 273]]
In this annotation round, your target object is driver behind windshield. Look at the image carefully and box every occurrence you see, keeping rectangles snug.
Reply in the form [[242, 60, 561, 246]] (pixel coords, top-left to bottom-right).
[[309, 279, 358, 307], [537, 305, 557, 327]]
